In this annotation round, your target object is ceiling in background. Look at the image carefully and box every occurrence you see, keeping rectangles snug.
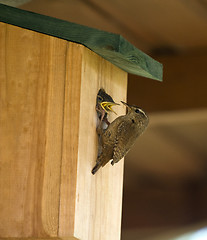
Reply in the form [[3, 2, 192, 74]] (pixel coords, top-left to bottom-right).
[[20, 0, 207, 53]]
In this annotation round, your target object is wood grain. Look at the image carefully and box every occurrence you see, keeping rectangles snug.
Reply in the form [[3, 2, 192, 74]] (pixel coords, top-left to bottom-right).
[[0, 22, 67, 237], [0, 22, 127, 240], [58, 43, 82, 236], [73, 46, 127, 240], [58, 43, 127, 240]]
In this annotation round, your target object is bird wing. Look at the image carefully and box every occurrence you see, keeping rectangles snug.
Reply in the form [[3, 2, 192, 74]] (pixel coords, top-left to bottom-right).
[[112, 119, 135, 164]]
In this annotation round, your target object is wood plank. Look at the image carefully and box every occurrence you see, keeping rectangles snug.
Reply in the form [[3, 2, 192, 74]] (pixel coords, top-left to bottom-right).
[[20, 0, 207, 53], [0, 22, 66, 237], [58, 43, 83, 236], [58, 42, 127, 240], [0, 22, 127, 239], [75, 46, 127, 240], [20, 0, 153, 52], [0, 3, 162, 81]]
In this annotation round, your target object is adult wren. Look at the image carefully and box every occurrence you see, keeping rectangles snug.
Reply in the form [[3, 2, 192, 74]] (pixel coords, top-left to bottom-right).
[[92, 101, 149, 174], [96, 88, 119, 126]]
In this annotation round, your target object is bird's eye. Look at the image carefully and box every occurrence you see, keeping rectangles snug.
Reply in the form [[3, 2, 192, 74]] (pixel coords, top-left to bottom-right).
[[135, 109, 140, 113], [98, 96, 103, 101]]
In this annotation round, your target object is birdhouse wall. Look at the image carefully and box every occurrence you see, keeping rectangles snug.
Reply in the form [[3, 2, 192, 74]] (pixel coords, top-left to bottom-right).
[[0, 22, 127, 240]]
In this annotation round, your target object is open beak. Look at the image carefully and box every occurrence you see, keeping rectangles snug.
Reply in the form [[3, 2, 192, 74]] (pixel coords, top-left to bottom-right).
[[100, 101, 120, 114]]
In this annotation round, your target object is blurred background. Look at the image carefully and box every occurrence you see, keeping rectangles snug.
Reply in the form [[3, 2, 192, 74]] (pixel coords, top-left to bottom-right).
[[6, 0, 207, 239]]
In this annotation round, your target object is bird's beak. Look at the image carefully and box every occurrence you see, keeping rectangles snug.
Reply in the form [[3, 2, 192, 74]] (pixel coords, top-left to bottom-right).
[[121, 101, 131, 109], [100, 102, 120, 114]]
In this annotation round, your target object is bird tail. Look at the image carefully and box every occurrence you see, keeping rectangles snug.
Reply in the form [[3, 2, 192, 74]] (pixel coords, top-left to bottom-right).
[[91, 161, 101, 175]]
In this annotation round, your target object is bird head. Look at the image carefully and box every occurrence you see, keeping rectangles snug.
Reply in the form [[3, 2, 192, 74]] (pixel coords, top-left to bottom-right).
[[121, 101, 149, 126], [97, 88, 119, 114]]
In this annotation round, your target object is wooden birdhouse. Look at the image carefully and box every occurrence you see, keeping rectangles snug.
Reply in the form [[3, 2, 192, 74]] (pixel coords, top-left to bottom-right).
[[0, 3, 162, 240]]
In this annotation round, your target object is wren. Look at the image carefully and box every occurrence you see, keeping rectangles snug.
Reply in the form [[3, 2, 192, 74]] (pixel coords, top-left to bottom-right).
[[92, 101, 149, 174]]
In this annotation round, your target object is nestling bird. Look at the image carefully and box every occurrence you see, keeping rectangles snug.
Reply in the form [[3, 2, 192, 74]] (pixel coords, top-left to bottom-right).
[[92, 101, 149, 175], [96, 88, 119, 126]]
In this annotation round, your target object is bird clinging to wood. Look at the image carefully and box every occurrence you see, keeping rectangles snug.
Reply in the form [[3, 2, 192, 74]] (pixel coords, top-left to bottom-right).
[[96, 88, 119, 126], [92, 101, 149, 175]]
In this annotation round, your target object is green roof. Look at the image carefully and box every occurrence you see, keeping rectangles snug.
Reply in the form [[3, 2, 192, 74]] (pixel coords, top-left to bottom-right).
[[0, 3, 163, 81]]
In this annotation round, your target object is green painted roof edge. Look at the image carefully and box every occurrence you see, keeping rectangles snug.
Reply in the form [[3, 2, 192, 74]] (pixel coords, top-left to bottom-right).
[[0, 3, 163, 81]]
